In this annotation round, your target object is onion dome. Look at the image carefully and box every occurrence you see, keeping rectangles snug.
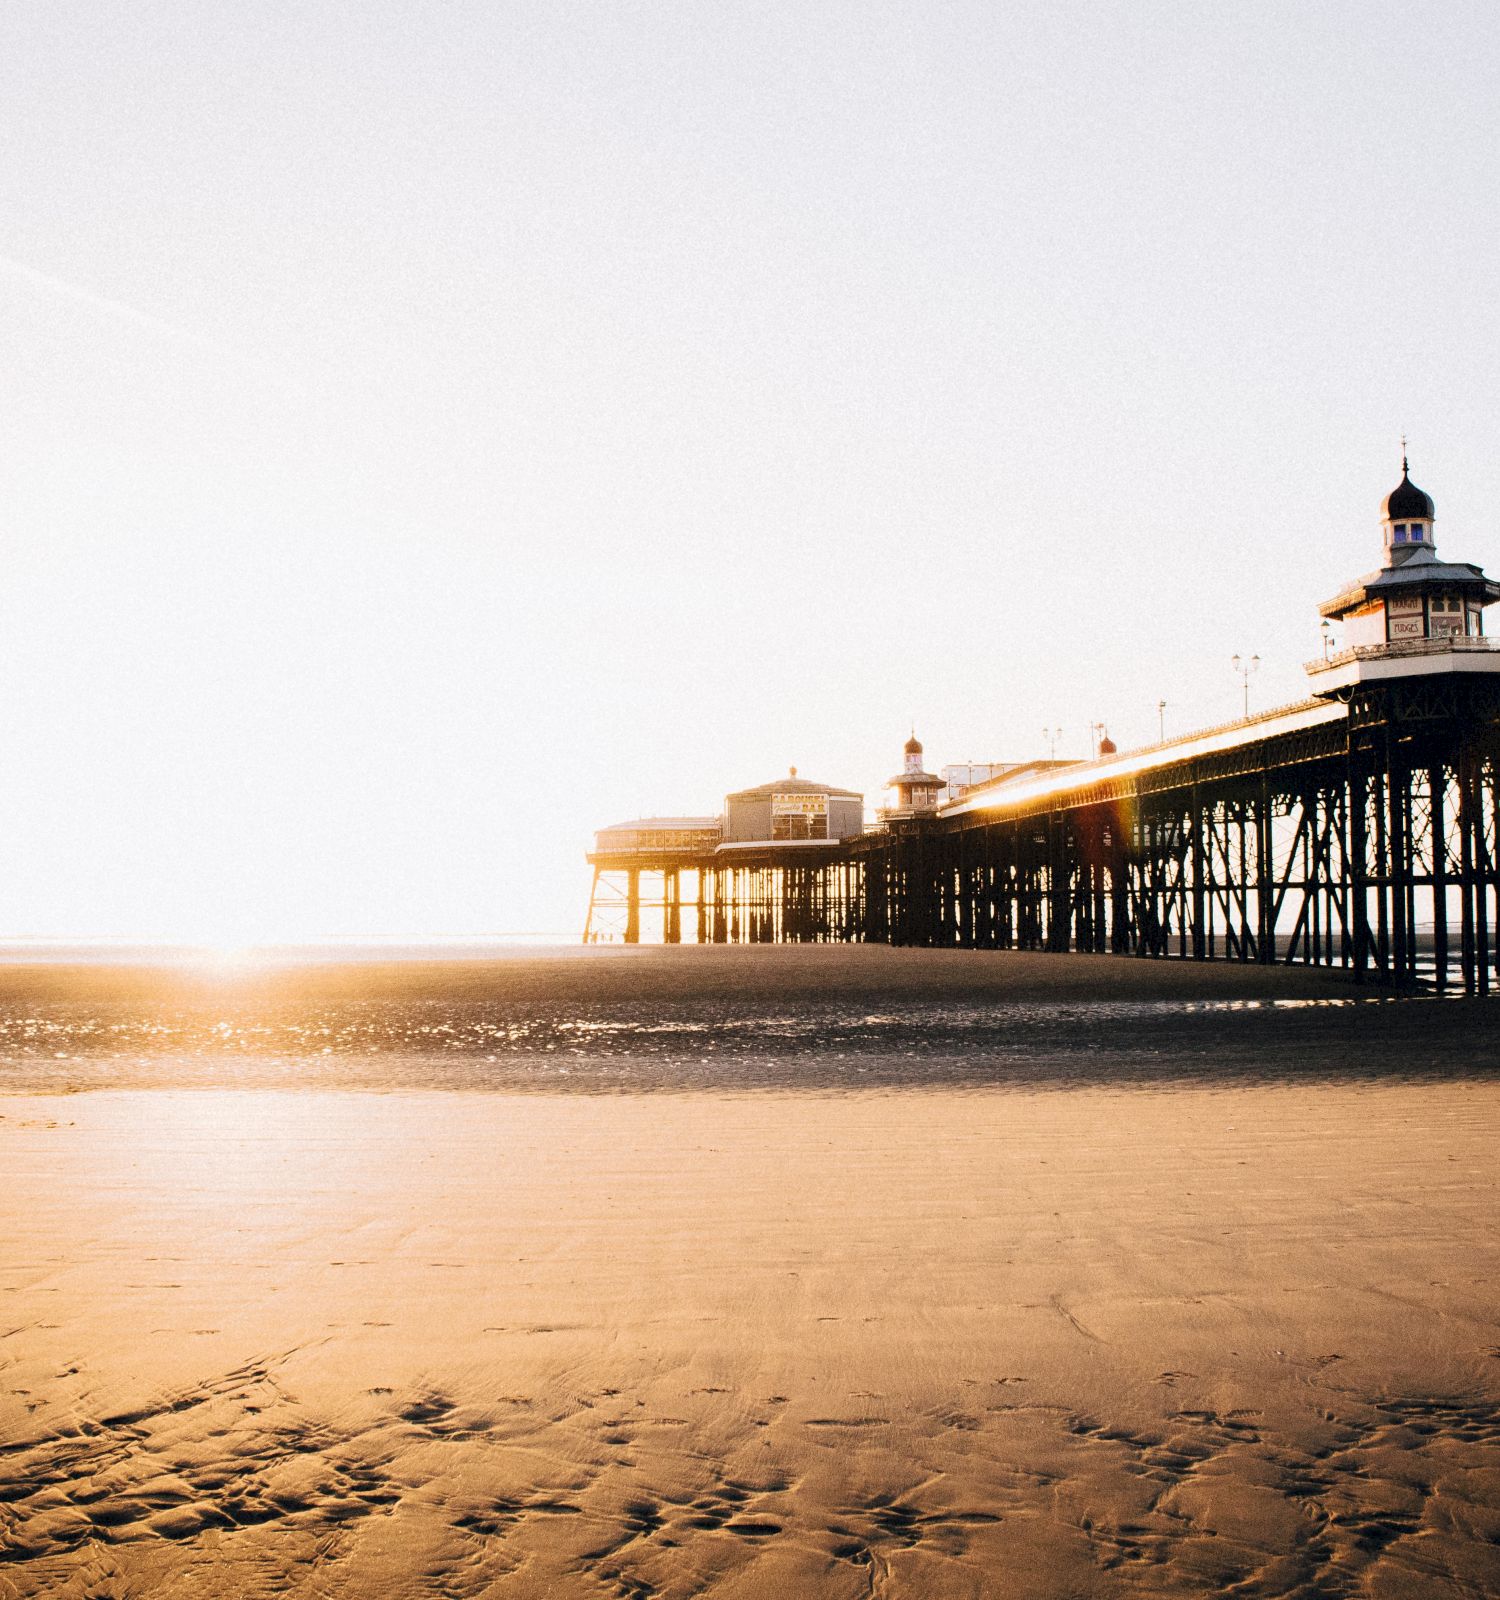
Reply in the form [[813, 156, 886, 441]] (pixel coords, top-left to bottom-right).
[[904, 734, 922, 755], [1383, 455, 1435, 522], [1098, 734, 1118, 756]]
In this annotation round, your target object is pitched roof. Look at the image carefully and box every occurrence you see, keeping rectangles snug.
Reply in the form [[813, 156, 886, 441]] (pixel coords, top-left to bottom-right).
[[597, 816, 722, 833], [1320, 545, 1500, 618], [726, 776, 862, 801]]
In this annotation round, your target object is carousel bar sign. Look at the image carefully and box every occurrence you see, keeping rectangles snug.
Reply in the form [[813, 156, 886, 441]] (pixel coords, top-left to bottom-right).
[[771, 792, 828, 817]]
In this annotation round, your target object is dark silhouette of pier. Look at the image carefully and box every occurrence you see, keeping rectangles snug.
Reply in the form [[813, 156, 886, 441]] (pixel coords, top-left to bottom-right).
[[586, 463, 1500, 993]]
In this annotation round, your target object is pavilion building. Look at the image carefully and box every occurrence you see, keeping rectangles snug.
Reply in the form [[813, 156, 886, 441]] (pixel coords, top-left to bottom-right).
[[882, 734, 945, 818], [1309, 456, 1500, 694], [723, 768, 864, 843]]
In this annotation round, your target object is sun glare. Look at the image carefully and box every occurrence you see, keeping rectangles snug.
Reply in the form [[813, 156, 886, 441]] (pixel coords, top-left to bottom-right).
[[193, 944, 266, 975]]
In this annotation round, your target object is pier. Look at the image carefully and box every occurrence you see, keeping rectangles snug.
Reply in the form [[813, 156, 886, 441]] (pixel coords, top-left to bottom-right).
[[585, 463, 1500, 992]]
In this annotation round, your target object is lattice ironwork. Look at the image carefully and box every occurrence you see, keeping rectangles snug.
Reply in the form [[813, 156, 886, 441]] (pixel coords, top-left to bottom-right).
[[586, 682, 1500, 991]]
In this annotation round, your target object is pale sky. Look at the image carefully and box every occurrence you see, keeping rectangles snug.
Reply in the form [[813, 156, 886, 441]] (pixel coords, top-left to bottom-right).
[[3, 2, 1499, 941]]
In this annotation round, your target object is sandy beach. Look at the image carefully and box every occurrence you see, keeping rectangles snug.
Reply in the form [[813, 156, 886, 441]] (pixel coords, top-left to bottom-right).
[[2, 948, 1498, 1597]]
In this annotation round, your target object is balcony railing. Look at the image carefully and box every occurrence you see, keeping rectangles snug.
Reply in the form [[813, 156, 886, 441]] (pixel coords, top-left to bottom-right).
[[1306, 635, 1498, 673], [592, 833, 723, 856]]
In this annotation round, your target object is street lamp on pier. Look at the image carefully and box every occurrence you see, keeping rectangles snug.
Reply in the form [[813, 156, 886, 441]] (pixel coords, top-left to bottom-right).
[[1231, 654, 1260, 719]]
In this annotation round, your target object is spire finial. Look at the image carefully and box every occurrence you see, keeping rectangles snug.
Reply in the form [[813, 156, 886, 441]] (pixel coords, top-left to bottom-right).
[[1401, 434, 1409, 475]]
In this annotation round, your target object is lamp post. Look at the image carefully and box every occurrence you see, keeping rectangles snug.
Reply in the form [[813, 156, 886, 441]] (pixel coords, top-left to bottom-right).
[[1042, 726, 1062, 760], [1231, 653, 1260, 719], [1321, 620, 1334, 660], [1157, 699, 1167, 742]]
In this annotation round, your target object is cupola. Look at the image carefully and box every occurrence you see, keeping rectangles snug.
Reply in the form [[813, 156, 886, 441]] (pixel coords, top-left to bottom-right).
[[886, 731, 944, 816], [1382, 451, 1435, 557]]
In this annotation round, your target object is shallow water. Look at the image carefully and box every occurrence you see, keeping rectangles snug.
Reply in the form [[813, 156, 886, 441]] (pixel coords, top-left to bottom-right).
[[1, 985, 1494, 1093]]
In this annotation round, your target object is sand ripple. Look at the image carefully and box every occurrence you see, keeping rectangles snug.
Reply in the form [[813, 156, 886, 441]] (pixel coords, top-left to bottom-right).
[[4, 1359, 1498, 1597]]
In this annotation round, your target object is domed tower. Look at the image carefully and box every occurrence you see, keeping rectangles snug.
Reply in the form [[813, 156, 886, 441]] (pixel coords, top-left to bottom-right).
[[1309, 452, 1500, 694], [885, 732, 944, 815], [1381, 451, 1437, 558]]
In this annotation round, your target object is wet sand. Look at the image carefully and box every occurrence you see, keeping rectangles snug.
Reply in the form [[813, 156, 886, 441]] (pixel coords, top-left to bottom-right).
[[1, 948, 1498, 1597], [3, 944, 1496, 1094]]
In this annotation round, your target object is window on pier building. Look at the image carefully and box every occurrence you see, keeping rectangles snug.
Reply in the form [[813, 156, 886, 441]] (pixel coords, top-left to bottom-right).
[[773, 812, 828, 842], [1430, 595, 1462, 636]]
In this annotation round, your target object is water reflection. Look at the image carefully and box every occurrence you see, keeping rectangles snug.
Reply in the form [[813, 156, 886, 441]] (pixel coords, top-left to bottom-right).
[[0, 984, 1491, 1094]]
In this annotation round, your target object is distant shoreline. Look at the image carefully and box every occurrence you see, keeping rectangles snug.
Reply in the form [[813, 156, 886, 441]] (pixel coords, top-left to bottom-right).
[[0, 936, 583, 965]]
